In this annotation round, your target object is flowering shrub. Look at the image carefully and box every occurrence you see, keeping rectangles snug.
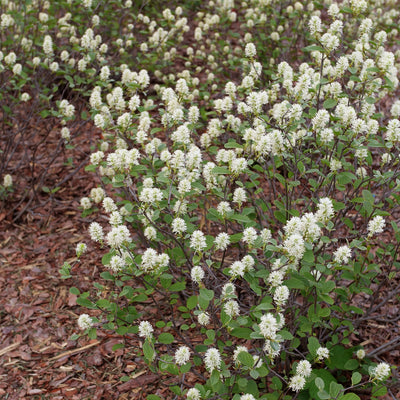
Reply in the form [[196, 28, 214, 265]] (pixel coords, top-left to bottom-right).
[[4, 0, 398, 398]]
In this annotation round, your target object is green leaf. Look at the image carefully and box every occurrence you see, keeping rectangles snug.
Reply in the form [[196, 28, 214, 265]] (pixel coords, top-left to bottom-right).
[[186, 295, 198, 310], [231, 328, 252, 339], [337, 172, 356, 185], [231, 213, 253, 224], [237, 351, 254, 367], [351, 372, 362, 385], [315, 377, 325, 390], [308, 337, 320, 357], [112, 343, 125, 351], [158, 332, 174, 344], [69, 287, 80, 295], [344, 359, 359, 370], [76, 297, 94, 308], [317, 390, 331, 399], [329, 382, 344, 398], [303, 45, 325, 52], [338, 394, 361, 400], [212, 166, 231, 175], [224, 141, 243, 149], [323, 98, 337, 109], [365, 96, 376, 104], [199, 288, 214, 301], [169, 281, 186, 291], [143, 340, 154, 362]]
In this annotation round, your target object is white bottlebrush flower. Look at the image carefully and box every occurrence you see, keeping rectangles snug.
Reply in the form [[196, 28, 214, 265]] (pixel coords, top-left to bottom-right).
[[204, 348, 221, 372], [89, 222, 104, 242], [245, 42, 256, 58], [78, 314, 94, 330], [242, 255, 255, 272], [233, 187, 247, 205], [371, 362, 391, 381], [330, 159, 342, 172], [367, 215, 385, 237], [217, 201, 232, 217], [229, 261, 245, 279], [197, 312, 210, 326], [138, 321, 154, 339], [94, 114, 105, 128], [20, 92, 31, 102], [223, 300, 240, 318], [175, 346, 190, 365], [190, 230, 207, 252], [240, 395, 256, 400], [3, 174, 12, 188], [215, 232, 230, 251], [273, 285, 290, 307], [289, 375, 306, 392], [80, 197, 91, 210], [316, 347, 330, 361], [178, 178, 191, 195], [12, 63, 22, 75], [221, 282, 236, 299], [43, 35, 53, 55], [109, 255, 126, 272], [172, 218, 187, 235], [186, 387, 201, 400], [284, 234, 305, 261], [268, 270, 284, 287], [49, 62, 59, 72], [260, 228, 272, 244], [106, 225, 131, 248], [139, 187, 163, 203], [76, 243, 87, 257], [103, 197, 117, 213], [308, 15, 322, 37], [90, 151, 104, 166], [242, 227, 257, 246], [356, 349, 366, 359], [144, 226, 157, 240], [230, 158, 248, 174], [259, 313, 278, 340], [296, 360, 312, 377], [109, 211, 122, 227], [315, 197, 334, 223], [264, 340, 281, 358], [191, 266, 205, 284], [333, 245, 352, 264]]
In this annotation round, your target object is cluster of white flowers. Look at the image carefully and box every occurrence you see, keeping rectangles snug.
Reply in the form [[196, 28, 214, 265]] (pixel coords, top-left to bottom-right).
[[204, 348, 221, 372], [59, 99, 75, 118], [367, 215, 385, 237], [370, 362, 391, 381], [139, 187, 163, 203], [3, 174, 12, 188], [190, 230, 207, 252], [215, 232, 230, 251], [316, 346, 330, 361], [78, 314, 94, 330], [138, 320, 153, 339], [106, 225, 131, 248], [175, 346, 190, 365], [191, 266, 205, 284], [333, 245, 352, 264], [259, 313, 279, 340], [140, 248, 169, 272], [197, 311, 210, 326]]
